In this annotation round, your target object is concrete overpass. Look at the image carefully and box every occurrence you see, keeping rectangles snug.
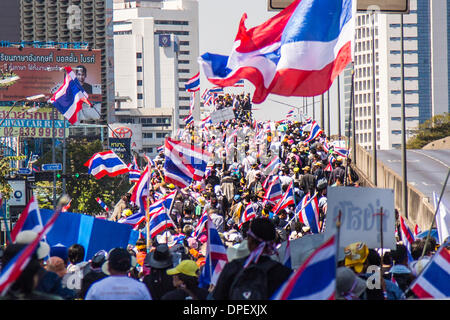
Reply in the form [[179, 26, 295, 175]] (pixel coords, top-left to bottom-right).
[[353, 144, 449, 231]]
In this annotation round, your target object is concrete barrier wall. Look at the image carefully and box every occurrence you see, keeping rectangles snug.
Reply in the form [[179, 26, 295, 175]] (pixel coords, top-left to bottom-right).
[[353, 144, 435, 231]]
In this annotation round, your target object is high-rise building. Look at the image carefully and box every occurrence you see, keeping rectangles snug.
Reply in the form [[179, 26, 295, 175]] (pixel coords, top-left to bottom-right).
[[113, 0, 199, 157], [19, 0, 115, 125], [353, 0, 450, 150]]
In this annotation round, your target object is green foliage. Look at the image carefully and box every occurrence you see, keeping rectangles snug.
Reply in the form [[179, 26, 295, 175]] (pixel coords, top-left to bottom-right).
[[35, 138, 132, 213], [0, 157, 13, 198], [406, 113, 450, 149]]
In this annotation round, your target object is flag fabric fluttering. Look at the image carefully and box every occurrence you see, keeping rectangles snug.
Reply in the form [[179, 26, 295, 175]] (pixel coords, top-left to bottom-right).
[[264, 176, 283, 204], [148, 207, 177, 239], [0, 206, 61, 296], [199, 216, 228, 288], [129, 165, 151, 218], [433, 192, 450, 245], [272, 235, 336, 300], [84, 150, 130, 179], [198, 0, 353, 104], [333, 146, 350, 158], [399, 216, 415, 263], [163, 137, 212, 188], [10, 196, 41, 242], [49, 66, 93, 124], [238, 203, 256, 229], [409, 240, 450, 299], [296, 193, 320, 234], [263, 155, 281, 175], [286, 109, 295, 118], [128, 155, 141, 183], [185, 72, 200, 92], [95, 197, 110, 212], [272, 181, 295, 214], [304, 121, 323, 143], [192, 209, 208, 239]]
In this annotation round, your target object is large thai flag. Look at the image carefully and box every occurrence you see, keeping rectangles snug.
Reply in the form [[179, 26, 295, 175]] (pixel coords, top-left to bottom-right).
[[272, 181, 295, 214], [149, 207, 177, 238], [238, 203, 257, 229], [199, 215, 228, 288], [185, 72, 200, 92], [0, 206, 61, 296], [304, 121, 323, 143], [49, 66, 93, 124], [198, 0, 354, 104], [10, 196, 41, 242], [264, 155, 281, 175], [272, 235, 336, 300], [164, 137, 212, 188], [399, 216, 415, 264], [84, 150, 130, 179], [264, 176, 283, 204], [410, 241, 450, 299], [296, 193, 320, 234]]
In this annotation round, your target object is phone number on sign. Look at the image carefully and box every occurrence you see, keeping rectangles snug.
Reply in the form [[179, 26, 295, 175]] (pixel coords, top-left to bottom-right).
[[1, 127, 68, 138]]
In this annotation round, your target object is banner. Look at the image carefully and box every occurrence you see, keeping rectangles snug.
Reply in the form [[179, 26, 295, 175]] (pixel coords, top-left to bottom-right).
[[209, 107, 235, 124], [0, 106, 69, 138], [109, 138, 131, 164], [108, 123, 142, 151], [324, 187, 396, 250]]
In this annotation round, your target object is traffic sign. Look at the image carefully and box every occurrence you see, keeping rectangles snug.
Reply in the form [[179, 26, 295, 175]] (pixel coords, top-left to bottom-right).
[[17, 168, 32, 175], [41, 163, 62, 171]]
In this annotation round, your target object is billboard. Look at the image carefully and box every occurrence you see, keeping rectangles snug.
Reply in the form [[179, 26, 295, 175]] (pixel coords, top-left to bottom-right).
[[0, 47, 102, 122], [0, 106, 69, 138], [109, 138, 131, 164], [108, 123, 143, 151]]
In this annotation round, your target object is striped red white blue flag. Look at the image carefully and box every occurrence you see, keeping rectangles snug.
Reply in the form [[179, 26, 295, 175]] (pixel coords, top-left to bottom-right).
[[128, 155, 141, 183], [263, 155, 281, 175], [163, 137, 212, 188], [199, 215, 228, 288], [410, 241, 450, 299], [238, 203, 257, 229], [272, 181, 295, 214], [304, 121, 323, 143], [84, 150, 130, 179], [49, 66, 92, 124], [129, 165, 151, 218], [399, 216, 415, 263], [198, 0, 353, 104], [10, 196, 41, 242], [149, 207, 177, 239], [185, 72, 200, 92], [286, 109, 295, 118], [95, 197, 109, 212], [333, 146, 349, 158], [0, 206, 61, 296], [264, 176, 283, 204], [296, 193, 320, 234], [272, 235, 336, 300], [192, 209, 208, 239]]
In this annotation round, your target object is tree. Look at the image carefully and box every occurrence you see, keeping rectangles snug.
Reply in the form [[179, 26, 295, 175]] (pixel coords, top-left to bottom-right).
[[0, 156, 14, 199], [35, 138, 132, 214], [406, 113, 450, 149]]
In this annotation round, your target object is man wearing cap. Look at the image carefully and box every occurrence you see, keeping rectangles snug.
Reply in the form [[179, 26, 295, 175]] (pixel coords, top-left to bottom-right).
[[329, 156, 346, 185], [299, 165, 316, 196], [161, 260, 209, 300], [85, 248, 151, 300]]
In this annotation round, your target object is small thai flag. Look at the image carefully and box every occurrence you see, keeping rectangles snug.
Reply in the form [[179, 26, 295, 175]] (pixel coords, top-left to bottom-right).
[[157, 145, 164, 153], [184, 113, 194, 126], [185, 72, 200, 92], [286, 109, 295, 118], [297, 193, 320, 234], [84, 150, 130, 179], [96, 197, 109, 212], [238, 203, 256, 229], [49, 66, 92, 125], [232, 79, 245, 87], [304, 121, 323, 144]]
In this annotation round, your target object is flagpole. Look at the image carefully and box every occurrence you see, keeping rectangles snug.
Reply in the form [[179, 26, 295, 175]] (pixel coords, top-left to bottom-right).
[[420, 168, 450, 259], [145, 165, 151, 251], [1, 200, 11, 244], [334, 210, 342, 299]]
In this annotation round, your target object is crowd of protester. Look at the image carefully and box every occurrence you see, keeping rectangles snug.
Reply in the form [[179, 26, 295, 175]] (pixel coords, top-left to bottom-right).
[[0, 92, 444, 300]]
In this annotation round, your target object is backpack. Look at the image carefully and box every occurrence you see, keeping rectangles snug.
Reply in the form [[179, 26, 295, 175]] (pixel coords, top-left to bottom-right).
[[228, 259, 278, 300]]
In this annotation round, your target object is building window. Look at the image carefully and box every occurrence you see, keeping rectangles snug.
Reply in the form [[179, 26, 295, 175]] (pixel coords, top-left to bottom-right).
[[137, 66, 142, 72], [179, 41, 190, 46], [155, 20, 189, 26], [156, 118, 170, 125], [179, 97, 190, 101], [178, 60, 190, 64], [143, 147, 154, 153], [155, 30, 189, 36], [392, 130, 401, 134], [119, 118, 134, 124], [136, 52, 142, 59], [137, 80, 143, 86], [179, 51, 190, 55], [156, 132, 169, 138], [137, 93, 143, 100], [178, 69, 190, 73], [140, 118, 153, 126], [143, 132, 153, 139]]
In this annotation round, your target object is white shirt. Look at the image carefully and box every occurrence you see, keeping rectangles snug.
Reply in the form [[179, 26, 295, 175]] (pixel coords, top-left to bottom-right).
[[85, 275, 152, 300]]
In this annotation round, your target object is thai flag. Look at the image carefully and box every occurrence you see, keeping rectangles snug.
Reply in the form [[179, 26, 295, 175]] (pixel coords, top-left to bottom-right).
[[84, 150, 130, 179], [304, 121, 323, 143], [147, 191, 176, 218], [96, 197, 109, 212], [201, 88, 209, 101], [324, 154, 336, 172], [163, 137, 212, 188], [399, 216, 415, 263], [333, 146, 349, 158], [143, 154, 156, 168], [272, 235, 336, 300], [283, 237, 292, 269], [192, 209, 208, 239], [199, 215, 228, 288], [189, 91, 196, 114], [204, 93, 215, 106], [0, 206, 61, 296], [264, 155, 281, 175], [185, 72, 200, 92], [49, 66, 93, 125], [323, 140, 330, 153], [264, 176, 283, 204], [305, 116, 313, 124], [414, 224, 421, 236], [238, 203, 257, 229], [184, 113, 194, 126], [410, 241, 450, 299], [201, 116, 212, 128], [129, 165, 151, 217], [296, 193, 320, 234], [286, 109, 295, 118], [198, 0, 353, 104], [208, 87, 224, 94], [272, 181, 295, 214], [128, 156, 141, 183], [149, 207, 177, 239], [10, 196, 41, 242]]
